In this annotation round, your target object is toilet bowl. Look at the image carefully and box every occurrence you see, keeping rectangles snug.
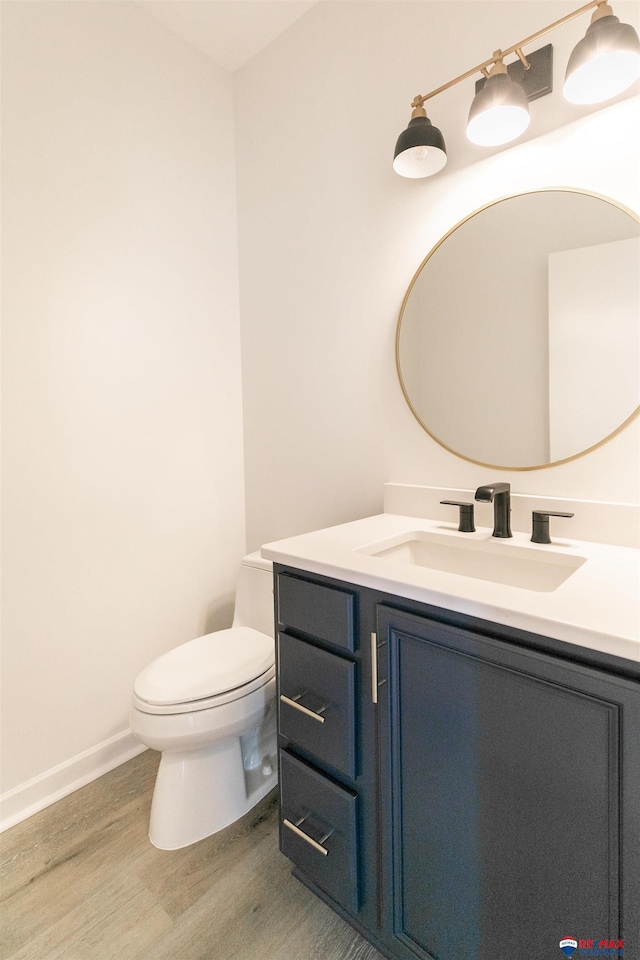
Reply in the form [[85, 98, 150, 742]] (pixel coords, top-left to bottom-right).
[[130, 552, 277, 850]]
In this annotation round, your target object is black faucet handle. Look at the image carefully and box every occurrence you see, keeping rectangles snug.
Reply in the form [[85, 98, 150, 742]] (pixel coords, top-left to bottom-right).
[[531, 510, 574, 544], [440, 500, 476, 533]]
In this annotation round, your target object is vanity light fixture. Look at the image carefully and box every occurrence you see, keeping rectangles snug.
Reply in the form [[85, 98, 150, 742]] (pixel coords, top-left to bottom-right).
[[393, 0, 640, 178]]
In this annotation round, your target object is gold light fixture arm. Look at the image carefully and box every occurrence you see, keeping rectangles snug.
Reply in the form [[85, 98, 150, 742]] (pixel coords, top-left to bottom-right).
[[412, 0, 606, 107]]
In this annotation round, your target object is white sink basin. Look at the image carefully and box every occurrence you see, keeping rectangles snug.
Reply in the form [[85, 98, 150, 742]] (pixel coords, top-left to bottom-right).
[[357, 530, 586, 592]]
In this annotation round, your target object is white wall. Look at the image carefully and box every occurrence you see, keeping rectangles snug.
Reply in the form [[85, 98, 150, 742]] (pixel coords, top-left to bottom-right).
[[548, 237, 640, 460], [1, 2, 246, 819], [235, 1, 640, 551]]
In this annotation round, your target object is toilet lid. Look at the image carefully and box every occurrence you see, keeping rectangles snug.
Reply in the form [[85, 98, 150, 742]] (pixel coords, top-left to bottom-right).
[[134, 627, 274, 705]]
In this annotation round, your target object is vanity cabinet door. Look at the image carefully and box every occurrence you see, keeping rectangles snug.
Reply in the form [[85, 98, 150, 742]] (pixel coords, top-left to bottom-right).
[[376, 606, 639, 960]]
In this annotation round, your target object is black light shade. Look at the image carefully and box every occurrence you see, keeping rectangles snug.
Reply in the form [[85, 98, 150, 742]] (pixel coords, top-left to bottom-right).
[[467, 71, 530, 145], [393, 116, 447, 178], [564, 13, 640, 103]]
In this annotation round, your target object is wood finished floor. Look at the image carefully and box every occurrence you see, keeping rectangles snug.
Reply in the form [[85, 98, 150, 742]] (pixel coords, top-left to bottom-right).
[[0, 751, 386, 960]]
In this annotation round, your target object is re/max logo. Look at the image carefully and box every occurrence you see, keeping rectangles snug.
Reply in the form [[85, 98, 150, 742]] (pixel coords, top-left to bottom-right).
[[579, 941, 624, 950], [577, 941, 625, 956], [561, 938, 625, 957]]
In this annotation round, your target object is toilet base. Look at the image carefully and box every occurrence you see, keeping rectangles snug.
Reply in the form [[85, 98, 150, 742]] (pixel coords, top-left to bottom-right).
[[149, 733, 277, 850]]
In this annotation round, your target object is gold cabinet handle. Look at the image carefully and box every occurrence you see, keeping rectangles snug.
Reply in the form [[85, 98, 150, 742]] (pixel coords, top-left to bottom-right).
[[283, 818, 329, 855], [279, 694, 326, 723]]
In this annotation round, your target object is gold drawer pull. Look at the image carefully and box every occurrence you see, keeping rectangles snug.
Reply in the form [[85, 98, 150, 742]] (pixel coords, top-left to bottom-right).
[[280, 694, 326, 723], [283, 818, 329, 856]]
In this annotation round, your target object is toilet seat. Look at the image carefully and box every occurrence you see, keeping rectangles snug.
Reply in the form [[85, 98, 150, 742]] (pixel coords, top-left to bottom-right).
[[133, 626, 274, 714], [132, 663, 275, 715]]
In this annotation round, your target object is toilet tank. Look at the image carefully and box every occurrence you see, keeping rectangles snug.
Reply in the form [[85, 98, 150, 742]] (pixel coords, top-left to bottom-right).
[[232, 552, 275, 638]]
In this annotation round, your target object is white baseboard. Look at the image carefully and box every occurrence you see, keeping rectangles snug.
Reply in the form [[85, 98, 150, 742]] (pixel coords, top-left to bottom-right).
[[0, 730, 148, 833]]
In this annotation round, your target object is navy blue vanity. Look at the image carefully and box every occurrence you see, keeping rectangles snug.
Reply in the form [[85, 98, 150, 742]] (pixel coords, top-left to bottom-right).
[[273, 561, 639, 960]]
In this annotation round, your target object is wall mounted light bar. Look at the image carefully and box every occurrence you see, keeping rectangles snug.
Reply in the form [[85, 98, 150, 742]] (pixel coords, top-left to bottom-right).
[[393, 0, 640, 178]]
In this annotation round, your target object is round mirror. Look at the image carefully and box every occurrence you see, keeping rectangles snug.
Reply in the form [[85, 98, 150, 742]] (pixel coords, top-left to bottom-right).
[[396, 189, 639, 469]]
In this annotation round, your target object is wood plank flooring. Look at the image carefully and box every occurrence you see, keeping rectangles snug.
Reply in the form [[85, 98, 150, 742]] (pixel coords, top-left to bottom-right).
[[0, 751, 386, 960]]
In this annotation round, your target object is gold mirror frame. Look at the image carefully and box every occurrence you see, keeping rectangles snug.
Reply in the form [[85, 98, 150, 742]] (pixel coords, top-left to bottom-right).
[[396, 187, 640, 471]]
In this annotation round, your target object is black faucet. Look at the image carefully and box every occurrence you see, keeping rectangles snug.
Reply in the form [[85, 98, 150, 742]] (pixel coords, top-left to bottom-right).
[[474, 482, 512, 538]]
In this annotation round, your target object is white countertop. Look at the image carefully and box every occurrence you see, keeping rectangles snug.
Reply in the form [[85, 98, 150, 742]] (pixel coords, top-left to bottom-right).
[[262, 513, 640, 664]]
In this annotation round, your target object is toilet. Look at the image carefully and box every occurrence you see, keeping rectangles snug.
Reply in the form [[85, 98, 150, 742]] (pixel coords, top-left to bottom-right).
[[130, 552, 277, 850]]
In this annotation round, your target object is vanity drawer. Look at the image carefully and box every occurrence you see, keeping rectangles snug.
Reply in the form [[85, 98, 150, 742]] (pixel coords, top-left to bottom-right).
[[277, 573, 355, 653], [278, 632, 356, 778], [280, 750, 359, 914]]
